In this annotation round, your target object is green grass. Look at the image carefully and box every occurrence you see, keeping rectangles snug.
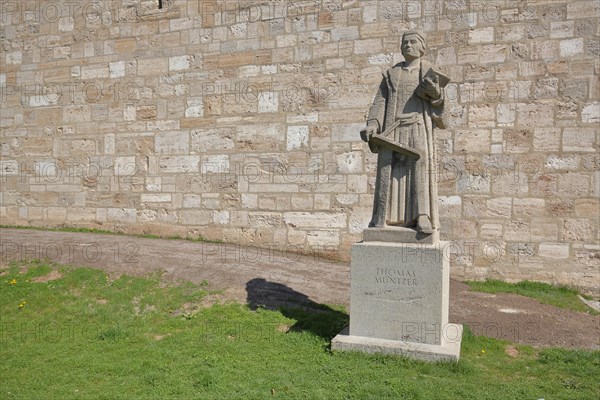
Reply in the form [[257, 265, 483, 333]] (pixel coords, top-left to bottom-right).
[[0, 224, 117, 235], [0, 224, 222, 243], [466, 279, 598, 314], [1, 261, 599, 400]]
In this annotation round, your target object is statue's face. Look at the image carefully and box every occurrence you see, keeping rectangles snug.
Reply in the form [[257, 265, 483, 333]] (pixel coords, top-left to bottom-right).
[[401, 35, 423, 59]]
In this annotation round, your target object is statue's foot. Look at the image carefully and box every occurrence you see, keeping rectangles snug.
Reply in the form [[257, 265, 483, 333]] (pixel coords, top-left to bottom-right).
[[417, 215, 434, 235], [369, 217, 387, 228]]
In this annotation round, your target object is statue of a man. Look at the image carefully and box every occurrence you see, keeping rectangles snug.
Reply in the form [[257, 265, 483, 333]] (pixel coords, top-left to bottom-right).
[[361, 30, 448, 235]]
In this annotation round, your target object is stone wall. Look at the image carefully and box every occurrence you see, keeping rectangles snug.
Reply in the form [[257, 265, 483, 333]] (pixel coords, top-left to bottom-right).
[[1, 0, 598, 292]]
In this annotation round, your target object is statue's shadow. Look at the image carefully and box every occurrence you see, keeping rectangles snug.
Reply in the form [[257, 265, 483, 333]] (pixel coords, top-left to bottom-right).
[[245, 278, 348, 340]]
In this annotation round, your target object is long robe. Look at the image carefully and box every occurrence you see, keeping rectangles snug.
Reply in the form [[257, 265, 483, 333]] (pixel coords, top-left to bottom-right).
[[366, 60, 445, 229]]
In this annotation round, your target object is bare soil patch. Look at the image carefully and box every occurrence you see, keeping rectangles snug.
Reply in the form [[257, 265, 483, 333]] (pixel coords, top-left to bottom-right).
[[1, 228, 598, 349], [30, 269, 63, 283]]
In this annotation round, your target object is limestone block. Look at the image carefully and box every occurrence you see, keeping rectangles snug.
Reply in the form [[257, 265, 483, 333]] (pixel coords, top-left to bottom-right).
[[486, 197, 512, 218], [107, 208, 137, 223], [81, 64, 109, 80], [503, 220, 531, 242], [248, 212, 282, 228], [582, 102, 600, 124], [513, 198, 545, 217], [347, 174, 368, 194], [533, 128, 560, 152], [70, 140, 96, 157], [563, 219, 594, 241], [504, 128, 533, 154], [185, 97, 204, 118], [180, 210, 210, 225], [481, 224, 503, 240], [368, 53, 393, 65], [530, 41, 559, 60], [547, 60, 568, 74], [560, 38, 584, 57], [349, 242, 450, 345], [169, 55, 192, 71], [546, 155, 579, 170], [457, 174, 490, 194], [481, 45, 507, 64], [434, 47, 456, 66], [258, 92, 279, 113], [438, 196, 462, 218], [336, 151, 362, 174], [237, 124, 284, 151], [141, 194, 171, 203], [212, 210, 230, 225], [201, 155, 229, 174], [557, 173, 590, 197], [497, 104, 516, 125], [283, 212, 346, 228], [6, 51, 22, 64], [468, 27, 494, 44], [519, 61, 546, 77], [331, 26, 359, 42], [539, 243, 570, 259], [138, 58, 168, 76], [567, 1, 600, 19], [492, 172, 529, 195], [134, 106, 155, 121], [170, 18, 193, 31], [354, 39, 382, 54], [575, 198, 600, 217], [531, 222, 559, 242], [454, 130, 490, 153], [457, 47, 479, 65], [158, 156, 200, 173], [155, 131, 189, 154], [58, 17, 74, 32], [517, 104, 554, 126], [241, 194, 258, 209], [47, 207, 67, 221], [307, 230, 340, 247], [63, 105, 91, 123], [191, 128, 235, 152]]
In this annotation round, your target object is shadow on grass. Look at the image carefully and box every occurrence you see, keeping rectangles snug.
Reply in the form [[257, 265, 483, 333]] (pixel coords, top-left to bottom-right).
[[246, 278, 348, 340]]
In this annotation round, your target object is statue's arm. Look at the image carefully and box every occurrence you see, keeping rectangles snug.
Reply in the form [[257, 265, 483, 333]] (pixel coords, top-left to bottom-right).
[[420, 63, 446, 129], [366, 77, 388, 132], [430, 87, 444, 107], [430, 87, 446, 129], [361, 76, 388, 150]]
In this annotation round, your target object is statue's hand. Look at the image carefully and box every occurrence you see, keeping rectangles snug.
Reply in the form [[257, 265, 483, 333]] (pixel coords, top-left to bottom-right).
[[421, 77, 441, 100], [360, 125, 378, 142]]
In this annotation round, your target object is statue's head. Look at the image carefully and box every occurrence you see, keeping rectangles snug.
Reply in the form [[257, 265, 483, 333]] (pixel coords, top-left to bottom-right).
[[401, 30, 426, 59]]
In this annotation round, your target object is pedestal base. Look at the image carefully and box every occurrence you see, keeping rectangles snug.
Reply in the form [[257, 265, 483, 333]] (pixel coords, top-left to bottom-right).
[[332, 239, 462, 362], [363, 227, 438, 244], [349, 241, 450, 344], [331, 325, 463, 362]]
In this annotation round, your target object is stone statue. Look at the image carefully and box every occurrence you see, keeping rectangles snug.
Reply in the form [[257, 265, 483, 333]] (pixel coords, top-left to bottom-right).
[[361, 30, 449, 236]]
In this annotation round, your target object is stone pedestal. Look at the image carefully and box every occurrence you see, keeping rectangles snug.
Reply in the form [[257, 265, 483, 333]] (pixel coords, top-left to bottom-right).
[[332, 240, 462, 362]]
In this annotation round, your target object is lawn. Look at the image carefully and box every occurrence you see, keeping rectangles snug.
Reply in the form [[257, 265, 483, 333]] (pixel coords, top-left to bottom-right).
[[467, 279, 598, 314], [1, 261, 598, 399]]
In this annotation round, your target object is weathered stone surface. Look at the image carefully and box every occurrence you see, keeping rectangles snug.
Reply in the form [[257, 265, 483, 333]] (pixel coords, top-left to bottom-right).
[[332, 325, 462, 362], [333, 241, 461, 361], [349, 241, 450, 343], [363, 227, 439, 244]]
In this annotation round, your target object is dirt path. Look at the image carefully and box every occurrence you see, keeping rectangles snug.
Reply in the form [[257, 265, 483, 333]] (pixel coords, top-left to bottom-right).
[[1, 228, 598, 350]]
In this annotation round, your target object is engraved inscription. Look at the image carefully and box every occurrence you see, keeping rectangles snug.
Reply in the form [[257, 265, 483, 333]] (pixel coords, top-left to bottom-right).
[[375, 268, 418, 286]]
